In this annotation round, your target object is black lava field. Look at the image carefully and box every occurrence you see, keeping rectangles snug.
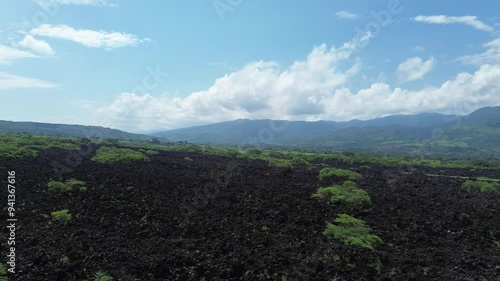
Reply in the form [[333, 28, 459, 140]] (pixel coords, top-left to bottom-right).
[[1, 146, 499, 281]]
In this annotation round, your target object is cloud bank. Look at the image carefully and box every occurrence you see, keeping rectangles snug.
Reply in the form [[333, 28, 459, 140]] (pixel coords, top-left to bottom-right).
[[94, 37, 500, 132]]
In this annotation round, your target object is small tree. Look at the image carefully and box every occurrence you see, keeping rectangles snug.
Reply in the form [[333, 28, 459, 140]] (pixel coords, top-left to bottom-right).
[[324, 214, 383, 251], [51, 209, 72, 224]]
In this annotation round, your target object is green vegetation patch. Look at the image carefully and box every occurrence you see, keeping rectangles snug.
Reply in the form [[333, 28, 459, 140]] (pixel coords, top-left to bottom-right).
[[0, 263, 6, 275], [461, 180, 500, 194], [48, 178, 86, 193], [313, 181, 371, 209], [95, 270, 113, 281], [91, 146, 149, 164], [51, 209, 72, 223], [319, 167, 361, 182], [323, 214, 383, 251], [0, 133, 79, 159]]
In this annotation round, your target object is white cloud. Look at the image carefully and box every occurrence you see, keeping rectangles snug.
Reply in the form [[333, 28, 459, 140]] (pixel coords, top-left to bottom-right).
[[30, 24, 149, 50], [17, 35, 54, 55], [396, 56, 436, 83], [95, 63, 500, 133], [322, 64, 500, 120], [35, 0, 117, 7], [94, 37, 368, 131], [456, 38, 500, 65], [413, 15, 494, 32], [0, 45, 38, 64], [0, 72, 59, 90], [91, 33, 500, 132], [334, 10, 360, 20]]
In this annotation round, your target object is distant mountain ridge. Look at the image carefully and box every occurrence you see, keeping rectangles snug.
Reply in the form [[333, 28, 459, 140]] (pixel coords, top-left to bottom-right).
[[0, 120, 155, 142], [154, 106, 500, 153]]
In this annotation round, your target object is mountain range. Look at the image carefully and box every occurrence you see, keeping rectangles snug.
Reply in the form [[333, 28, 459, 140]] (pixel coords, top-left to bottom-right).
[[1, 106, 499, 155], [154, 106, 500, 153], [0, 120, 155, 142]]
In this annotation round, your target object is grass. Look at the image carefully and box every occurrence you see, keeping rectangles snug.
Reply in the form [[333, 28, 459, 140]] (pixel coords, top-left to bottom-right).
[[313, 181, 371, 209], [91, 146, 150, 164], [51, 209, 72, 224], [323, 214, 383, 251], [95, 270, 113, 281], [319, 167, 361, 182], [461, 180, 500, 194], [48, 179, 86, 193]]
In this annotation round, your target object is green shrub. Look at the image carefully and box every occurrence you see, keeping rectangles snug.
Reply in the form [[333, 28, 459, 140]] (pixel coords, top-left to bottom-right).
[[319, 167, 361, 182], [95, 271, 113, 281], [323, 214, 383, 250], [313, 181, 371, 209], [0, 263, 6, 275], [51, 209, 72, 223], [461, 180, 499, 194], [145, 150, 159, 156], [0, 133, 79, 158], [48, 181, 72, 192], [291, 156, 311, 168], [48, 179, 86, 193], [246, 148, 263, 156], [91, 146, 149, 164], [60, 255, 70, 265], [268, 151, 287, 159]]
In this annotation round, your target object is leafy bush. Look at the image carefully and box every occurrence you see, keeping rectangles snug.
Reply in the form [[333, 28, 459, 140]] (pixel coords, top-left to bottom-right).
[[246, 148, 263, 156], [48, 179, 86, 193], [0, 263, 6, 275], [268, 151, 287, 159], [323, 214, 383, 250], [319, 167, 361, 182], [144, 150, 159, 156], [291, 156, 311, 168], [0, 133, 79, 158], [51, 209, 72, 223], [95, 271, 113, 281], [313, 181, 371, 209], [461, 180, 500, 194], [91, 146, 149, 164]]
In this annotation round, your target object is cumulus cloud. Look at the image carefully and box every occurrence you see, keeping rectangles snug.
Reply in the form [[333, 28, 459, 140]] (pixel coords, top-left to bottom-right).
[[0, 72, 59, 90], [321, 64, 500, 120], [17, 35, 54, 55], [95, 37, 368, 131], [92, 34, 500, 132], [456, 38, 500, 65], [30, 24, 150, 50], [334, 10, 360, 20], [396, 57, 436, 83], [96, 64, 500, 132], [413, 15, 494, 32], [0, 45, 38, 64]]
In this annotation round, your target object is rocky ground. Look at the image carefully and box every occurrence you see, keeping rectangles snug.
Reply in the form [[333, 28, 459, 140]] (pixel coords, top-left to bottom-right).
[[1, 147, 499, 280]]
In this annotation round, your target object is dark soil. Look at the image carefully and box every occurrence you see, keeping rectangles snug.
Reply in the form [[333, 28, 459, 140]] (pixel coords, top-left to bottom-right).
[[1, 147, 499, 280]]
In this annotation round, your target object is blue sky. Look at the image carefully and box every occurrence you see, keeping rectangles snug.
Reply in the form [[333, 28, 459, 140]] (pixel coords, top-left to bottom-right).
[[1, 0, 500, 133]]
